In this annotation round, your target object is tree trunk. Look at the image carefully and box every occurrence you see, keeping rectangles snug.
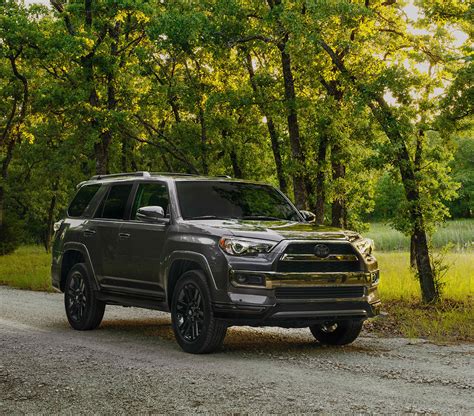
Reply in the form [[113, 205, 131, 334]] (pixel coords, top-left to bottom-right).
[[266, 0, 306, 207], [319, 39, 437, 303], [245, 52, 287, 193], [410, 130, 424, 269], [1, 56, 28, 227], [278, 40, 306, 208], [314, 133, 329, 223], [331, 145, 347, 228], [410, 235, 416, 268], [198, 106, 209, 175], [230, 149, 242, 178], [371, 101, 437, 303], [43, 181, 58, 253]]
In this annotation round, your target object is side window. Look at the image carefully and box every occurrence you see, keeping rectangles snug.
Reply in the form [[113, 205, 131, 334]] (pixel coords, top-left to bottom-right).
[[68, 184, 101, 218], [96, 184, 133, 220], [131, 183, 170, 220]]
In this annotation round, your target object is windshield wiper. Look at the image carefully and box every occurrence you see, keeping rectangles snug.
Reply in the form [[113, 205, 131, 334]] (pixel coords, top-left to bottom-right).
[[242, 215, 285, 221]]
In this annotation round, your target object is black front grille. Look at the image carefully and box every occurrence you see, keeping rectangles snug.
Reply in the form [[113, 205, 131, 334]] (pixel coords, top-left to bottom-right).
[[275, 286, 365, 300], [276, 261, 360, 273], [284, 242, 357, 255], [277, 242, 361, 273]]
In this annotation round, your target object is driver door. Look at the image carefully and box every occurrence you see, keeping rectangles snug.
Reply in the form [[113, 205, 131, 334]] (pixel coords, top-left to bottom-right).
[[116, 181, 170, 299]]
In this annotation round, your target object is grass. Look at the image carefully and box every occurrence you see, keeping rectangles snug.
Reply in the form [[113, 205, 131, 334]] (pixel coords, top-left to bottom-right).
[[0, 244, 472, 342], [376, 251, 474, 302], [0, 246, 52, 292], [372, 251, 473, 342], [366, 219, 474, 252]]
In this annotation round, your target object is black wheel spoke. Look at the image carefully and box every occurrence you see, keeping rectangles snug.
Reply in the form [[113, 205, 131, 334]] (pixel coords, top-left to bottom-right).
[[175, 281, 205, 342], [66, 273, 87, 323]]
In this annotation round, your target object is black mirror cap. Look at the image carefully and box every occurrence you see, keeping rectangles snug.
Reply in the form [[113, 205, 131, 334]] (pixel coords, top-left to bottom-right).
[[136, 206, 167, 223], [300, 210, 316, 223]]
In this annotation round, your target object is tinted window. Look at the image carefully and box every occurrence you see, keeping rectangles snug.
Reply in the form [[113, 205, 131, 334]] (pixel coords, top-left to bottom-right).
[[68, 184, 101, 217], [96, 184, 132, 220], [131, 183, 170, 219], [176, 181, 300, 221]]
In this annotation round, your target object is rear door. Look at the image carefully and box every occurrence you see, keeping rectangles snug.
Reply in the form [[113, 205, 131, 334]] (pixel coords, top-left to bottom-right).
[[116, 181, 170, 299], [86, 183, 134, 290]]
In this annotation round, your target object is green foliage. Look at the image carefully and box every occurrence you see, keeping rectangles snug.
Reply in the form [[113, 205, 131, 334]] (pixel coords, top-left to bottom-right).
[[447, 135, 474, 217], [0, 0, 471, 253]]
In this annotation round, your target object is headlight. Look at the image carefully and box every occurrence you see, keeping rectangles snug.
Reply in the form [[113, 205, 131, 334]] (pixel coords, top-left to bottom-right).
[[355, 238, 375, 257], [219, 237, 276, 256]]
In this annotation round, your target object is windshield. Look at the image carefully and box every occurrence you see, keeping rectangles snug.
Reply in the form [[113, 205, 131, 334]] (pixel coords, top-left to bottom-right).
[[176, 181, 301, 221]]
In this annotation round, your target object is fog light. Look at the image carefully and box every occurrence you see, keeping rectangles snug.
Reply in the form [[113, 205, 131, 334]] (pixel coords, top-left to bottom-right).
[[371, 271, 380, 284], [232, 273, 266, 287], [235, 274, 248, 284]]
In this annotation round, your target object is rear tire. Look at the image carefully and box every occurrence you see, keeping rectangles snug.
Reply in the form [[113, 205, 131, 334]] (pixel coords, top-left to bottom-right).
[[64, 263, 105, 330], [171, 270, 227, 354], [309, 320, 363, 345]]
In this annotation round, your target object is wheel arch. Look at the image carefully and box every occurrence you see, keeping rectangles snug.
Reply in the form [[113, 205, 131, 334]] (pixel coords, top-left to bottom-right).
[[60, 243, 99, 292], [165, 251, 218, 308]]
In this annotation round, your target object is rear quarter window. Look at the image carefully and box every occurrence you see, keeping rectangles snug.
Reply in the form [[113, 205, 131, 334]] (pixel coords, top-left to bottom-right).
[[68, 184, 101, 217]]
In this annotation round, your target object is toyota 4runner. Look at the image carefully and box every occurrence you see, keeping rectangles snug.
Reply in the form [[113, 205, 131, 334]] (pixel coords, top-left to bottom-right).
[[52, 172, 381, 353]]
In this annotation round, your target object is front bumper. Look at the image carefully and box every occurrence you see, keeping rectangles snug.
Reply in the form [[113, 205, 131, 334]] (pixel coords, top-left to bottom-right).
[[213, 270, 381, 326]]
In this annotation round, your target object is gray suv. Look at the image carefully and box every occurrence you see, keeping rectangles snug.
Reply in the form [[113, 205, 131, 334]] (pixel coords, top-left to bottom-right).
[[52, 172, 381, 353]]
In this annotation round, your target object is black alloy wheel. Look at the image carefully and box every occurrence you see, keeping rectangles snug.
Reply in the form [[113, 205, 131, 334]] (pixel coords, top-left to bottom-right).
[[175, 282, 205, 342], [171, 270, 227, 354], [64, 263, 105, 331]]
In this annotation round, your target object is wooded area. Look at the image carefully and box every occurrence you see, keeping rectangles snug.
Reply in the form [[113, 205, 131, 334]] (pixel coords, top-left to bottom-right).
[[0, 0, 472, 303]]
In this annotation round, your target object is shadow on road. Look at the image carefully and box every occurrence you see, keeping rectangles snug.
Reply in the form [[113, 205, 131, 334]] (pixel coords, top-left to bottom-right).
[[97, 317, 380, 355]]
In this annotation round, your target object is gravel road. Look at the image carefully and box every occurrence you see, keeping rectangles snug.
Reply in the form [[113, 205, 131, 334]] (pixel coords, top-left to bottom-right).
[[0, 287, 472, 415]]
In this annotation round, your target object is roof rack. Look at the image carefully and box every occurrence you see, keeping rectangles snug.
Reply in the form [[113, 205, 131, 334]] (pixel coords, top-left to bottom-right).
[[90, 171, 151, 180], [149, 172, 199, 177], [88, 171, 231, 181]]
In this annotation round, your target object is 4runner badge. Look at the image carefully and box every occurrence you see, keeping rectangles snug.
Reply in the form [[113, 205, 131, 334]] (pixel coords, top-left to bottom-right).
[[314, 244, 330, 258]]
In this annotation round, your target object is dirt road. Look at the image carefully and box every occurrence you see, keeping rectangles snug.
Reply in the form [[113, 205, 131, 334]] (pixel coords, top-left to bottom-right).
[[0, 287, 472, 414]]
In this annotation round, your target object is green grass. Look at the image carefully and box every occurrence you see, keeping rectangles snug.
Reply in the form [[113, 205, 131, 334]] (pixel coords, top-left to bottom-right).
[[366, 219, 474, 252], [372, 251, 473, 342], [376, 251, 474, 302], [0, 246, 52, 292], [0, 245, 472, 342]]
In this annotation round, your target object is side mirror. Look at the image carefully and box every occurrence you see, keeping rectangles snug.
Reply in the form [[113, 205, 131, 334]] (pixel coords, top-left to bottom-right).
[[300, 210, 316, 223], [136, 206, 167, 223]]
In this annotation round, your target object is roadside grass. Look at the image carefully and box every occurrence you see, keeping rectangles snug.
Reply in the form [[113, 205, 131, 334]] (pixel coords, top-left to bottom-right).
[[0, 246, 52, 292], [366, 219, 474, 252], [371, 251, 473, 342], [0, 244, 472, 342]]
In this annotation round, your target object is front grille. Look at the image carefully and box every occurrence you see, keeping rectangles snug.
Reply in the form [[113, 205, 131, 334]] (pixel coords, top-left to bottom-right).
[[284, 242, 357, 255], [275, 286, 365, 300], [276, 261, 360, 273], [276, 242, 361, 273]]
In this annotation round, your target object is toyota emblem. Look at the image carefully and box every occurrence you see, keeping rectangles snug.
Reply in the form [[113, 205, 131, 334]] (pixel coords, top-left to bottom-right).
[[314, 244, 330, 258]]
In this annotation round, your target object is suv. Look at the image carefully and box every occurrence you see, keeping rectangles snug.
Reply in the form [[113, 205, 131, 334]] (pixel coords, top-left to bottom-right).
[[52, 172, 380, 353]]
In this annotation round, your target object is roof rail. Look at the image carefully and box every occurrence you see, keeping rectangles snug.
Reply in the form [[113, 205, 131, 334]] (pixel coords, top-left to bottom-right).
[[90, 171, 151, 181], [150, 172, 199, 177]]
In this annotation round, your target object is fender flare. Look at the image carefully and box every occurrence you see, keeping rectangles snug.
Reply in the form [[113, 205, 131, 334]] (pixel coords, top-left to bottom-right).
[[164, 250, 219, 294], [61, 242, 100, 291]]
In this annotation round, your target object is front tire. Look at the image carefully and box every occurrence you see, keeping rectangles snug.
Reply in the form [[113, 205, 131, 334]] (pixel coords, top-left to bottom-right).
[[64, 263, 105, 331], [171, 270, 227, 354], [309, 320, 363, 345]]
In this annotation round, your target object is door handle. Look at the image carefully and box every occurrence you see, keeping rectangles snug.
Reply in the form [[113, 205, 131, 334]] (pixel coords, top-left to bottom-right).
[[83, 229, 96, 237], [118, 232, 131, 239]]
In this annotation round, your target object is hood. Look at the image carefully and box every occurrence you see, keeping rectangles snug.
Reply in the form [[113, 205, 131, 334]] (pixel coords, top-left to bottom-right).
[[184, 219, 360, 242]]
